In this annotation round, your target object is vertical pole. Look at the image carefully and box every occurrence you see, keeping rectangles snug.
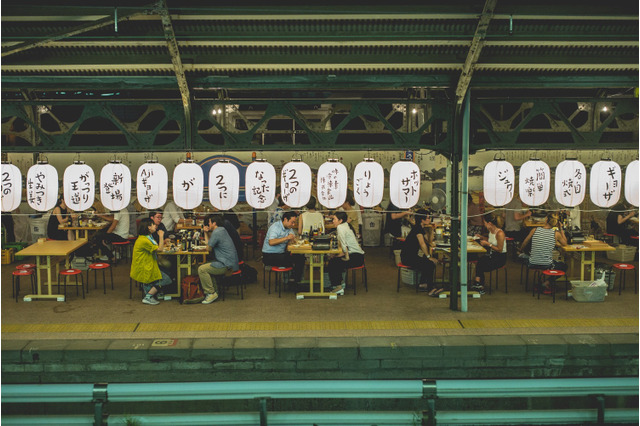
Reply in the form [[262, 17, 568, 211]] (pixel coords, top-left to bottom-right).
[[460, 91, 471, 312], [259, 397, 269, 426], [449, 104, 460, 311]]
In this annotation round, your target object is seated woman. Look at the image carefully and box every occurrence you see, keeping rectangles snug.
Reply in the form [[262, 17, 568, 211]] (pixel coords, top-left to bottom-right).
[[400, 209, 440, 296], [130, 218, 172, 305], [471, 213, 506, 295], [606, 202, 638, 247], [298, 196, 325, 236], [519, 212, 568, 293], [327, 211, 365, 295], [47, 196, 76, 240]]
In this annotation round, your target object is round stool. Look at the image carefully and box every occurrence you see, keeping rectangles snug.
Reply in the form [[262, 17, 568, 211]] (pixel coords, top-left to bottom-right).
[[111, 241, 131, 264], [222, 269, 244, 301], [541, 269, 566, 303], [16, 263, 36, 270], [346, 263, 368, 295], [240, 235, 253, 260], [87, 262, 114, 294], [602, 233, 617, 245], [613, 263, 637, 295], [12, 269, 35, 302], [396, 262, 419, 293], [58, 268, 85, 299], [270, 266, 293, 298], [488, 264, 508, 294]]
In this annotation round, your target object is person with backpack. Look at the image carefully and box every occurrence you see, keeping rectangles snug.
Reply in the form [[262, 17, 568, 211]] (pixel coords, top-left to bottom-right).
[[130, 218, 172, 305], [198, 214, 239, 304]]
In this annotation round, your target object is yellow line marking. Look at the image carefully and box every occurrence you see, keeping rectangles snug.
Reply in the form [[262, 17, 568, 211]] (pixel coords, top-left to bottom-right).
[[2, 318, 636, 334]]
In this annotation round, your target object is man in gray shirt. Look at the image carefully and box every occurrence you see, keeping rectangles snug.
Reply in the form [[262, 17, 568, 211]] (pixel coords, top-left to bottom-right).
[[198, 214, 239, 304]]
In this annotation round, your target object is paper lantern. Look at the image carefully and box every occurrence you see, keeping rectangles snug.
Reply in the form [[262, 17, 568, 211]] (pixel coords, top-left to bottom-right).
[[483, 160, 514, 207], [209, 161, 239, 210], [63, 162, 95, 212], [281, 160, 312, 208], [245, 160, 276, 209], [590, 160, 621, 208], [26, 162, 58, 212], [173, 161, 203, 210], [389, 160, 421, 209], [519, 160, 550, 207], [353, 159, 384, 208], [554, 160, 586, 207], [1, 163, 22, 212], [100, 161, 131, 211], [136, 161, 168, 210], [317, 160, 348, 209], [624, 160, 638, 207]]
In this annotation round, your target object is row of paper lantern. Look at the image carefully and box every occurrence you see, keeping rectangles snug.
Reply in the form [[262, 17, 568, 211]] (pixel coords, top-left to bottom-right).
[[484, 159, 638, 208], [1, 159, 422, 212]]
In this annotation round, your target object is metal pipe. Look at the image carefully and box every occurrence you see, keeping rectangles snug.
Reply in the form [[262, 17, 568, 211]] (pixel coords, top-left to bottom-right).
[[436, 408, 639, 425], [460, 90, 470, 312], [1, 383, 94, 403]]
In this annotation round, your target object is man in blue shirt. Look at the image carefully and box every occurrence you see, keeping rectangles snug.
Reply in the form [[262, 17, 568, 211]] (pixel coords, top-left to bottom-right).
[[262, 210, 305, 285], [198, 215, 239, 304]]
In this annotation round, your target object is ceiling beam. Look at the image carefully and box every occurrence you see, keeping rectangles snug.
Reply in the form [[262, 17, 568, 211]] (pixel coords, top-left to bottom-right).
[[455, 0, 497, 106]]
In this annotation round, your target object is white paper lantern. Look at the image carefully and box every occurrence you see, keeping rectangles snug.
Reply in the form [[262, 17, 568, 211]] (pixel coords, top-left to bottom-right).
[[63, 162, 95, 212], [519, 160, 550, 207], [317, 160, 348, 209], [389, 160, 421, 209], [245, 160, 276, 209], [590, 160, 621, 208], [353, 159, 384, 208], [483, 160, 514, 207], [281, 160, 312, 208], [209, 161, 239, 210], [625, 160, 639, 207], [26, 162, 58, 212], [100, 161, 131, 212], [173, 161, 203, 210], [136, 161, 168, 210], [1, 163, 22, 212], [554, 160, 586, 207]]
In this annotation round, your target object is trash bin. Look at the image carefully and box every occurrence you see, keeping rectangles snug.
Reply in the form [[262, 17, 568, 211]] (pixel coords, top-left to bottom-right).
[[362, 212, 382, 247], [29, 215, 48, 243], [595, 264, 616, 291]]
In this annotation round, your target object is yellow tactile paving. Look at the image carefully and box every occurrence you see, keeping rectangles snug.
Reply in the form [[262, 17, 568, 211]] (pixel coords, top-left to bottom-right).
[[2, 317, 636, 334]]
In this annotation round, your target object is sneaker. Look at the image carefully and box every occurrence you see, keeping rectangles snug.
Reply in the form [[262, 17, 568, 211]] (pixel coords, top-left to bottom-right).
[[475, 286, 486, 295], [330, 287, 344, 296], [142, 297, 159, 305], [156, 292, 164, 300], [202, 293, 219, 304]]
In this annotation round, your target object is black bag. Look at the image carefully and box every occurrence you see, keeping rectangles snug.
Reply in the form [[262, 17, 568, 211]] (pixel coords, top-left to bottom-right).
[[240, 262, 258, 285]]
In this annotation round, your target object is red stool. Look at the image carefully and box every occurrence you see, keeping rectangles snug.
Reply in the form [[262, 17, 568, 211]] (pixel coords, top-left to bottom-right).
[[222, 268, 244, 301], [87, 262, 114, 294], [16, 263, 36, 270], [538, 269, 566, 303], [602, 233, 617, 245], [58, 268, 85, 299], [270, 266, 292, 298], [396, 262, 419, 293], [613, 263, 637, 295], [346, 263, 368, 295], [12, 269, 35, 302], [111, 240, 131, 264]]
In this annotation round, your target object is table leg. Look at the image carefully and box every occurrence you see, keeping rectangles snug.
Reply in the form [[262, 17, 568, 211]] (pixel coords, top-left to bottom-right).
[[24, 255, 65, 301], [296, 253, 333, 299], [580, 252, 585, 281], [318, 254, 325, 294]]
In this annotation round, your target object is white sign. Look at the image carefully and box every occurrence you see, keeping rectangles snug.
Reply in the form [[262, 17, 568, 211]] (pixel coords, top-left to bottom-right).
[[1, 163, 21, 212], [483, 160, 514, 207], [100, 162, 131, 211], [245, 161, 276, 209], [625, 160, 639, 207], [281, 161, 312, 208], [590, 160, 621, 208], [173, 162, 203, 210], [137, 162, 168, 210], [317, 161, 348, 209], [389, 160, 421, 209], [64, 162, 95, 212], [209, 161, 239, 210], [554, 160, 586, 207], [27, 163, 58, 212], [353, 160, 384, 208], [519, 160, 550, 207]]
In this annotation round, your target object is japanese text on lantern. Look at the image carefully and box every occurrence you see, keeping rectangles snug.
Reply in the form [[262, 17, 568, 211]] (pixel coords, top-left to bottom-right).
[[103, 172, 124, 202], [140, 167, 155, 204], [2, 172, 13, 198], [603, 166, 619, 202], [215, 175, 227, 199], [69, 171, 92, 207], [182, 177, 196, 192], [27, 172, 46, 206], [251, 170, 270, 205], [281, 168, 299, 204], [522, 167, 545, 198], [561, 169, 582, 198], [400, 169, 419, 203], [319, 167, 340, 202], [355, 170, 371, 199]]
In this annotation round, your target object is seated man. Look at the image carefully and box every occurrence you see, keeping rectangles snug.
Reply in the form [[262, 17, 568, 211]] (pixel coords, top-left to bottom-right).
[[262, 210, 305, 285], [96, 207, 130, 263], [198, 214, 239, 304], [161, 199, 186, 236]]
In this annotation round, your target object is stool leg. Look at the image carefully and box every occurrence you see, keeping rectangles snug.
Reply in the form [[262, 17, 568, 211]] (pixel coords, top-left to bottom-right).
[[364, 267, 368, 292], [13, 276, 18, 303], [504, 268, 508, 294], [396, 268, 401, 292], [102, 269, 106, 294], [63, 275, 67, 299], [110, 266, 114, 290], [618, 270, 623, 296]]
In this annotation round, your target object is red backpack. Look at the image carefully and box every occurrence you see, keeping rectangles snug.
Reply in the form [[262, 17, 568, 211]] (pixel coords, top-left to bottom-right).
[[180, 275, 205, 304]]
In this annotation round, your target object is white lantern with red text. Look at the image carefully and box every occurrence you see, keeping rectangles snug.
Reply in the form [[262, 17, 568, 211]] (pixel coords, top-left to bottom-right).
[[389, 160, 421, 209], [173, 161, 203, 210], [136, 161, 168, 210], [64, 162, 95, 212], [624, 160, 639, 207], [100, 161, 131, 211], [519, 160, 550, 207], [554, 159, 586, 207], [590, 160, 621, 208], [353, 159, 384, 208], [1, 163, 22, 212], [317, 160, 348, 209], [483, 160, 514, 207], [245, 160, 276, 209], [281, 160, 312, 208], [26, 162, 58, 212], [209, 161, 239, 210]]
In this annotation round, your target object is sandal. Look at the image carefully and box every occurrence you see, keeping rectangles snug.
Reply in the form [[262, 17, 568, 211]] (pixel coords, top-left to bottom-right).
[[429, 288, 444, 297], [418, 284, 430, 292]]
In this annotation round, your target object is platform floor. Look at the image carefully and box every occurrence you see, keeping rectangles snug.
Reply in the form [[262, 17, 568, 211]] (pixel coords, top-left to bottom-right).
[[2, 246, 638, 342]]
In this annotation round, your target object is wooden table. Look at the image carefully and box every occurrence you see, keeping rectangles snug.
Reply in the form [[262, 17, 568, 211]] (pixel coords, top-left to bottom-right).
[[157, 249, 208, 300], [59, 222, 108, 239], [175, 223, 202, 231], [288, 243, 342, 299], [16, 239, 88, 301], [435, 241, 486, 294], [559, 243, 616, 281], [524, 218, 546, 227]]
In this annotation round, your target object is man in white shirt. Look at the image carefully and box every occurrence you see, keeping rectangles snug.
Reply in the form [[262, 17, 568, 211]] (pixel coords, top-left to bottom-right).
[[97, 208, 130, 263], [162, 200, 185, 233]]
